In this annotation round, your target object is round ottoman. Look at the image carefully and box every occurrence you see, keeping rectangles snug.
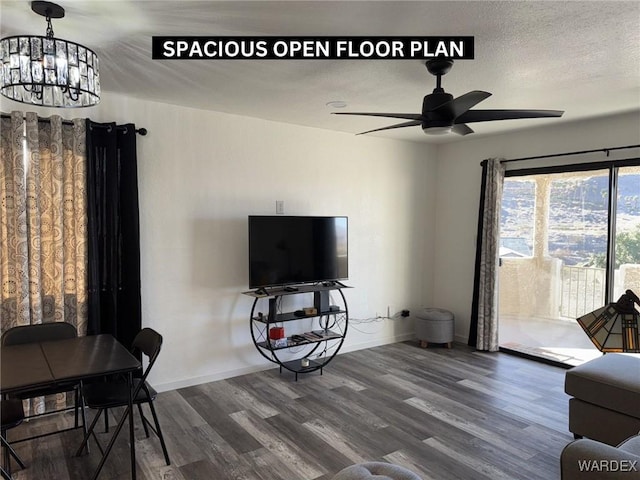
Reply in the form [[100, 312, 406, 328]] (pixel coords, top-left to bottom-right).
[[415, 308, 454, 348], [332, 462, 422, 480]]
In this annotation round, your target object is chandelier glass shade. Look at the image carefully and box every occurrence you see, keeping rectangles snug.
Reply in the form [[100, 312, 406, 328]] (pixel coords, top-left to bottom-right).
[[0, 2, 100, 107]]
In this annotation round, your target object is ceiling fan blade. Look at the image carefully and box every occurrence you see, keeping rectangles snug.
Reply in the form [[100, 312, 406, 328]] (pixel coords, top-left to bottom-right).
[[333, 112, 423, 121], [355, 120, 422, 135], [455, 109, 564, 124], [432, 91, 491, 117], [452, 123, 474, 136]]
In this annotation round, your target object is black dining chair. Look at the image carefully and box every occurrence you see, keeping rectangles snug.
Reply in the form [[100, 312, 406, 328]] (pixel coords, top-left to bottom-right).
[[78, 328, 171, 466], [1, 399, 26, 480], [1, 322, 88, 439]]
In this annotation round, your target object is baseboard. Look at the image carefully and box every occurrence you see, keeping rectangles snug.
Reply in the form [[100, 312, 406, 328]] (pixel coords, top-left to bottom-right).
[[338, 332, 416, 354], [454, 333, 468, 344], [153, 332, 415, 393], [154, 364, 275, 393]]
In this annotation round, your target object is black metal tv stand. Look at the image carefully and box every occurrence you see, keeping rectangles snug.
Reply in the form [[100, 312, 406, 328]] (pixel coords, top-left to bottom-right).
[[244, 283, 350, 381]]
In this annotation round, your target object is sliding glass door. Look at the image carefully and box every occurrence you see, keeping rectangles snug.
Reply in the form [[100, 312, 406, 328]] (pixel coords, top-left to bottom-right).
[[612, 166, 640, 298], [498, 163, 640, 365]]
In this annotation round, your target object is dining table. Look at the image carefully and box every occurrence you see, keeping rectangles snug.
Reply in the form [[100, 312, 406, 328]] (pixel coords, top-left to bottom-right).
[[1, 334, 141, 480]]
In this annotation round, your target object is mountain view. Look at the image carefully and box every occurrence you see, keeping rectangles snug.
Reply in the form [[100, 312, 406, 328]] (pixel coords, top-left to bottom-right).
[[500, 172, 640, 266]]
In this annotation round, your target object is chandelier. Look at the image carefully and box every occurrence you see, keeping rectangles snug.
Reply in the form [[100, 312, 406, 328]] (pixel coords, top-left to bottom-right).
[[0, 1, 100, 107]]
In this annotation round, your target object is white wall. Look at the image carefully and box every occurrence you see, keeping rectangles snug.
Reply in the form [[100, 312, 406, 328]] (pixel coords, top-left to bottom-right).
[[433, 110, 640, 344], [1, 93, 438, 390], [4, 92, 638, 389]]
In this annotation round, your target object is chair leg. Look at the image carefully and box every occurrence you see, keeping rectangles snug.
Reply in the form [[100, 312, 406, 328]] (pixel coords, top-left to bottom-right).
[[1, 433, 25, 472], [76, 408, 105, 457], [147, 401, 170, 465], [0, 465, 11, 480], [78, 382, 89, 454], [104, 408, 109, 433], [2, 438, 8, 478], [74, 388, 79, 428], [137, 404, 150, 438]]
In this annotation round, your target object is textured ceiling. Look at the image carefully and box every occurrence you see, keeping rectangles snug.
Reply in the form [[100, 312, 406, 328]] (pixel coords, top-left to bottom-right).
[[1, 1, 639, 143]]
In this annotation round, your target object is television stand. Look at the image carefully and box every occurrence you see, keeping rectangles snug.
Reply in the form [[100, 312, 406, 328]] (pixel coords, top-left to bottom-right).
[[244, 283, 351, 381]]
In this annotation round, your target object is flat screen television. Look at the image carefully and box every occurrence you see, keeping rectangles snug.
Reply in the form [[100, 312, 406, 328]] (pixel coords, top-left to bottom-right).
[[248, 215, 348, 288]]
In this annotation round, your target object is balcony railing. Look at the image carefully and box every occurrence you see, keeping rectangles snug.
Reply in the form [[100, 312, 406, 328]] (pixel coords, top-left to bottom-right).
[[560, 265, 605, 319], [560, 265, 606, 318], [500, 259, 640, 321]]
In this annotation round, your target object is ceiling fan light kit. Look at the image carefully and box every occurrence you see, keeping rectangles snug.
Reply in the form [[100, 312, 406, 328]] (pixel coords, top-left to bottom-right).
[[0, 1, 101, 107], [423, 126, 453, 135], [335, 58, 563, 136]]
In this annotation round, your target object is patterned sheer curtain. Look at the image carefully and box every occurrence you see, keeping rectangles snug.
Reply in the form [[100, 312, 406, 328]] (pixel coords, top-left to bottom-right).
[[469, 158, 505, 351], [0, 111, 87, 413]]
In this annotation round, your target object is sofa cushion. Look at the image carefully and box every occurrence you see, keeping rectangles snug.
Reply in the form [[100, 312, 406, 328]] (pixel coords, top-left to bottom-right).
[[619, 434, 640, 456], [332, 462, 422, 480], [565, 354, 640, 418], [561, 437, 640, 480]]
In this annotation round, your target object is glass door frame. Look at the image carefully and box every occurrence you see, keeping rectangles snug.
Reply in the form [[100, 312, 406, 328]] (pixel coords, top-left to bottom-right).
[[505, 157, 640, 308]]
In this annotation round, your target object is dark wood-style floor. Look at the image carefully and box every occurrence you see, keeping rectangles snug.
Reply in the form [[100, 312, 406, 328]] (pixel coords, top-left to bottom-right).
[[5, 342, 574, 480]]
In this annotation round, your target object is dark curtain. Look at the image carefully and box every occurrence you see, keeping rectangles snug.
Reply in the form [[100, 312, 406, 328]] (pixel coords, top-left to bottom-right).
[[468, 160, 488, 347], [85, 120, 141, 352]]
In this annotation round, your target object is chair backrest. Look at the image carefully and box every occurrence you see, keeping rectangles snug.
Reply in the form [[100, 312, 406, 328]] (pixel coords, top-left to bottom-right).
[[131, 328, 163, 380], [1, 322, 77, 346], [1, 399, 25, 429]]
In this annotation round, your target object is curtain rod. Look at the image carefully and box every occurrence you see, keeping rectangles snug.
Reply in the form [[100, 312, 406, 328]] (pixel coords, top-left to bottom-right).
[[0, 113, 147, 136], [502, 144, 640, 163], [88, 122, 148, 136]]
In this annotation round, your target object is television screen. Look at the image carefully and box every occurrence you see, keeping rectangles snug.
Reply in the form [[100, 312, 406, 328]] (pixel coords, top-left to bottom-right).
[[248, 216, 348, 288]]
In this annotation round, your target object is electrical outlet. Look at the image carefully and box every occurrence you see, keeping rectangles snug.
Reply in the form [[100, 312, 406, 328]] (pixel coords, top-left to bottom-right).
[[276, 200, 284, 214]]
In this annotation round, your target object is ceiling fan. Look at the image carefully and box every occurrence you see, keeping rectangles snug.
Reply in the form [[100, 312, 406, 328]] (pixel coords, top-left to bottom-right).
[[333, 58, 564, 136]]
